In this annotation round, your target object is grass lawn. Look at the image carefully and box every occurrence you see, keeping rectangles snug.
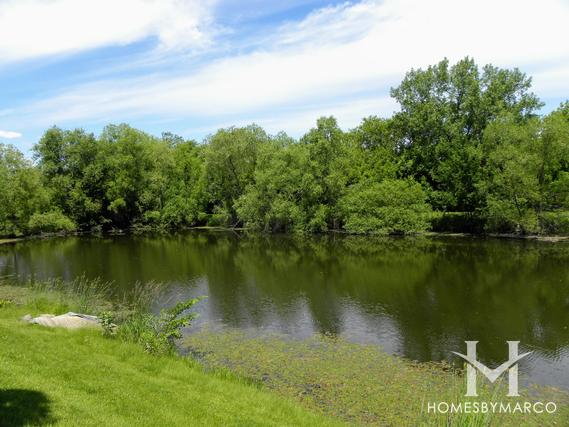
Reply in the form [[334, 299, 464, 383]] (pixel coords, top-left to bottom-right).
[[0, 295, 341, 426]]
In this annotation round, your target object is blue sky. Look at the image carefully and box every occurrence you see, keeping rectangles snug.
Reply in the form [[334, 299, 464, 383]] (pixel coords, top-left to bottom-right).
[[0, 0, 568, 153]]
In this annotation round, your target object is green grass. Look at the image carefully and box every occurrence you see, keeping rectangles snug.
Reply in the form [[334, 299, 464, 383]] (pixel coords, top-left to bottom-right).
[[185, 329, 569, 426], [3, 282, 568, 427], [0, 287, 341, 426]]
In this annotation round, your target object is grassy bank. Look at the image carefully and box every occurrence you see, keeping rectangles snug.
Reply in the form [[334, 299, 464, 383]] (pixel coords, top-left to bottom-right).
[[3, 281, 569, 426], [0, 285, 340, 426], [185, 329, 569, 426]]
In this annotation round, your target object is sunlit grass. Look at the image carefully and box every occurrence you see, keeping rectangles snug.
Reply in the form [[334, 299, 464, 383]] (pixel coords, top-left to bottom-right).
[[3, 280, 567, 426], [0, 287, 341, 426]]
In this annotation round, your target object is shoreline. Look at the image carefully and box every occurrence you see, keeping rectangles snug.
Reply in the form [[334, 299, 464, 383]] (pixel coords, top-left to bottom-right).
[[2, 229, 569, 245], [0, 237, 26, 245], [2, 228, 569, 245], [3, 275, 569, 426]]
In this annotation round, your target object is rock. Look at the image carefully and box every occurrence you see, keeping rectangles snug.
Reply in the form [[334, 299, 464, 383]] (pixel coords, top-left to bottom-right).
[[22, 312, 101, 330]]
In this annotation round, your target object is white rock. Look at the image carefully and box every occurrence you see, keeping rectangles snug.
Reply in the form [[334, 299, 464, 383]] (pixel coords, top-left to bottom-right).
[[22, 312, 101, 330]]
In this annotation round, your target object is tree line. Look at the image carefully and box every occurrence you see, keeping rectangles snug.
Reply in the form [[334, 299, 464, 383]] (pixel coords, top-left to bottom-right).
[[1, 57, 568, 237]]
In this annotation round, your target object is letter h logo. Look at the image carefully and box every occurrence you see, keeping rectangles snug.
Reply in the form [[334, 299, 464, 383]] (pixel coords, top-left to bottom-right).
[[452, 341, 532, 397]]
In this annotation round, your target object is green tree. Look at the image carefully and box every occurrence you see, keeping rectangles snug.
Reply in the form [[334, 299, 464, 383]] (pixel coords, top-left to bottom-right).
[[15, 60, 568, 237], [203, 125, 268, 226], [540, 105, 569, 210], [300, 117, 348, 230], [235, 135, 323, 232], [0, 144, 49, 236], [344, 116, 401, 184], [161, 135, 205, 227], [391, 57, 542, 211], [480, 105, 569, 233], [481, 116, 542, 233], [34, 127, 107, 228], [99, 124, 160, 228]]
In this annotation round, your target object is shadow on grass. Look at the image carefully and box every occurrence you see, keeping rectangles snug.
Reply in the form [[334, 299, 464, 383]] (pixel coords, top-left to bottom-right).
[[0, 389, 54, 426]]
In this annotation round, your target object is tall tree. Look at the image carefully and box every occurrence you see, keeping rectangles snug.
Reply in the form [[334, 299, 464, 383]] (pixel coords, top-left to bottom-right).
[[479, 105, 569, 233], [391, 57, 542, 211], [34, 127, 106, 227], [161, 135, 205, 227], [300, 117, 348, 230], [0, 144, 48, 235], [203, 125, 268, 226], [99, 124, 159, 228], [236, 134, 323, 232]]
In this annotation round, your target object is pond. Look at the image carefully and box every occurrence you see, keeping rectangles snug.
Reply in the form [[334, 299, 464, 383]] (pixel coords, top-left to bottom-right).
[[1, 231, 568, 390]]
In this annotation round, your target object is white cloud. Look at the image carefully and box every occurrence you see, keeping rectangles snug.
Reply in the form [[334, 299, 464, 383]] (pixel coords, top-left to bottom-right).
[[531, 64, 569, 99], [250, 96, 398, 136], [0, 129, 22, 139], [0, 0, 215, 62], [3, 0, 569, 137], [186, 96, 398, 137], [273, 1, 380, 48]]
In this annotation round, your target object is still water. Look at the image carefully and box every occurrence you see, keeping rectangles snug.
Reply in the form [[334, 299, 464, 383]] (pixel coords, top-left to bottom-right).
[[1, 232, 568, 389]]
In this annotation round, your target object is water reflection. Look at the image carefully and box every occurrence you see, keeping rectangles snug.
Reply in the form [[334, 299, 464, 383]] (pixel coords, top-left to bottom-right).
[[1, 232, 568, 388]]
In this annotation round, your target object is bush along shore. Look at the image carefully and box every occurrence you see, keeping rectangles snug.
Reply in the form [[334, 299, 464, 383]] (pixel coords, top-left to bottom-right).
[[2, 57, 569, 239], [1, 278, 568, 426]]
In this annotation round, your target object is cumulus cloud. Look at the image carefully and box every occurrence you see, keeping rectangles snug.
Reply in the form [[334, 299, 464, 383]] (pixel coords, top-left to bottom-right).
[[0, 0, 216, 62], [0, 129, 22, 138], [3, 0, 569, 137]]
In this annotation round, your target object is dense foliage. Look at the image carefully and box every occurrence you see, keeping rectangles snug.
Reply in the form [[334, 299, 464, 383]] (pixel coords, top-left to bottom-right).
[[1, 58, 568, 236]]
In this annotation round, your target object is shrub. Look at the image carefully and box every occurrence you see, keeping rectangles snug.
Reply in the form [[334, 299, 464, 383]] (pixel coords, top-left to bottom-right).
[[539, 211, 569, 235], [429, 212, 486, 233], [118, 297, 204, 355], [207, 206, 232, 227], [307, 204, 329, 233], [99, 311, 117, 337], [27, 211, 75, 234], [341, 179, 431, 235], [483, 198, 539, 234]]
